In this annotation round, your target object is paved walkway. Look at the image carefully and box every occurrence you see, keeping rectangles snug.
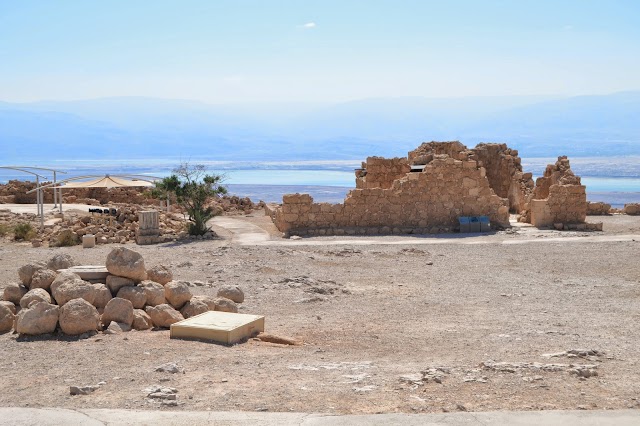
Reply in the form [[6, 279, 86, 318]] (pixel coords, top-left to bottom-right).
[[211, 217, 640, 247], [0, 408, 638, 425]]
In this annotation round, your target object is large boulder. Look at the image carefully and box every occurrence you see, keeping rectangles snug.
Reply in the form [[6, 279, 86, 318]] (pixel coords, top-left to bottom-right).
[[164, 281, 192, 309], [3, 283, 28, 305], [106, 275, 135, 295], [52, 279, 96, 306], [146, 265, 173, 285], [30, 269, 57, 290], [132, 309, 153, 330], [50, 271, 81, 295], [116, 286, 147, 309], [101, 297, 134, 326], [20, 288, 52, 309], [145, 304, 184, 328], [47, 254, 75, 271], [180, 298, 209, 319], [59, 298, 100, 335], [0, 303, 15, 333], [106, 247, 147, 282], [92, 284, 112, 310], [15, 302, 59, 335], [18, 262, 46, 286], [217, 285, 244, 303], [0, 301, 16, 315], [139, 281, 165, 306], [214, 297, 238, 313]]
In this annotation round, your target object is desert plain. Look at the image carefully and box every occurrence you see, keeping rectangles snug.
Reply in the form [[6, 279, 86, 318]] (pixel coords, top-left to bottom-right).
[[0, 212, 639, 414]]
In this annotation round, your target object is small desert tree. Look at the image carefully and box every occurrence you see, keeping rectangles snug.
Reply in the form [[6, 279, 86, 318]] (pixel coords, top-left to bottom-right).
[[152, 163, 227, 236]]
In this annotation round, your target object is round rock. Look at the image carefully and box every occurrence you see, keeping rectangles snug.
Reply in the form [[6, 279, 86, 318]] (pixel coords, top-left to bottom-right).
[[145, 304, 184, 328], [106, 275, 135, 295], [47, 253, 75, 271], [0, 303, 15, 333], [18, 262, 46, 286], [20, 288, 52, 309], [139, 281, 165, 306], [59, 298, 100, 335], [217, 285, 244, 303], [164, 281, 192, 310], [213, 297, 238, 313], [116, 286, 147, 309], [101, 297, 134, 326], [30, 269, 57, 290], [0, 301, 17, 315], [50, 270, 81, 295], [180, 298, 209, 319], [146, 265, 173, 285], [3, 283, 28, 305], [52, 279, 96, 306], [132, 309, 153, 330], [106, 247, 147, 282], [92, 284, 112, 310], [16, 302, 59, 335]]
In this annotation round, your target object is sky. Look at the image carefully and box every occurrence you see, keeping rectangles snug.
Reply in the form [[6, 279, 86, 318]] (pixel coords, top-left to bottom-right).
[[1, 0, 639, 103]]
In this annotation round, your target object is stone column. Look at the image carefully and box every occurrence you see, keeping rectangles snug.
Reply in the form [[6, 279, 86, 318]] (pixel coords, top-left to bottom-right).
[[136, 210, 161, 245]]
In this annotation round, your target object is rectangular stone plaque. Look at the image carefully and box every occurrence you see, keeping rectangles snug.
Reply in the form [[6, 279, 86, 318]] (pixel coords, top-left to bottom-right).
[[170, 311, 265, 344]]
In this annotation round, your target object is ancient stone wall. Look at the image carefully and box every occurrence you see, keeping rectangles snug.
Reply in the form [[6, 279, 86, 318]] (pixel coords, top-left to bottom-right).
[[587, 202, 611, 215], [355, 157, 410, 189], [529, 157, 587, 227], [408, 141, 470, 164], [273, 157, 510, 236], [470, 143, 534, 213]]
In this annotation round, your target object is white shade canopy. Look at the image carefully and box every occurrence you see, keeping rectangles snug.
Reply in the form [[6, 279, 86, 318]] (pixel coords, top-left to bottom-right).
[[59, 175, 154, 189]]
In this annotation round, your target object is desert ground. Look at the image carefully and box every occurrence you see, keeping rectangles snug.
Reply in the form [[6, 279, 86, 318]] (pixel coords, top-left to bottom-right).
[[0, 212, 639, 414]]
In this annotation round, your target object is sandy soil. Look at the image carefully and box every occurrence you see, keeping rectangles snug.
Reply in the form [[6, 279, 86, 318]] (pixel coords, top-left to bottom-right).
[[0, 213, 639, 414]]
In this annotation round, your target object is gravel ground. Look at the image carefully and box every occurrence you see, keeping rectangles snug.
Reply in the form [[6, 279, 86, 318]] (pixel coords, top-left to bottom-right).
[[0, 214, 639, 414]]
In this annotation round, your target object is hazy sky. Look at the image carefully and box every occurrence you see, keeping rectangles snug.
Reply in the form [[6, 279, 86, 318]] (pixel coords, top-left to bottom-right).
[[1, 0, 639, 103]]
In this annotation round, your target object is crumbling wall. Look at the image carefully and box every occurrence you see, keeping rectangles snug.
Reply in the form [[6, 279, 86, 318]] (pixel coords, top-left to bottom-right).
[[355, 157, 410, 189], [274, 156, 510, 236], [470, 143, 534, 213], [408, 141, 470, 164], [529, 156, 587, 227]]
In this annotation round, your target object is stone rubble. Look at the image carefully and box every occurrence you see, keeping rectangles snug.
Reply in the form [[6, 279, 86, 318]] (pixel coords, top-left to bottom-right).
[[0, 249, 247, 336]]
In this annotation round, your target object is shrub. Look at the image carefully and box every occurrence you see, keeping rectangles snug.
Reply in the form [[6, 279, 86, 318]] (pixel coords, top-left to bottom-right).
[[53, 229, 80, 247], [152, 163, 227, 236], [13, 223, 36, 241], [0, 223, 10, 237]]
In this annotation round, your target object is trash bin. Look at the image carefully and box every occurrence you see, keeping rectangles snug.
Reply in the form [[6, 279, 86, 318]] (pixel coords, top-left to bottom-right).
[[479, 216, 491, 232], [469, 216, 481, 232], [458, 216, 470, 233]]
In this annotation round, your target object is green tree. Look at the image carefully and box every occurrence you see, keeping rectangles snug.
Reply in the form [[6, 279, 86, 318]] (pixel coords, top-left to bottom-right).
[[152, 163, 227, 236]]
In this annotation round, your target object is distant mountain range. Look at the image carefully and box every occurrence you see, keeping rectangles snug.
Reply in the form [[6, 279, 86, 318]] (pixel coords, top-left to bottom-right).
[[1, 92, 639, 162]]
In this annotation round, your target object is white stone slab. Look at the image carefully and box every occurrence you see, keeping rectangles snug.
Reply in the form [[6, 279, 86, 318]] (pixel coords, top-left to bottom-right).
[[170, 311, 265, 344]]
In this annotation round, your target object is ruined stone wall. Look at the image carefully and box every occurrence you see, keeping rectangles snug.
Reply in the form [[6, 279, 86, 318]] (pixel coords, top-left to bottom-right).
[[528, 156, 587, 227], [355, 157, 410, 189], [273, 157, 510, 236], [408, 141, 470, 164], [470, 143, 534, 213]]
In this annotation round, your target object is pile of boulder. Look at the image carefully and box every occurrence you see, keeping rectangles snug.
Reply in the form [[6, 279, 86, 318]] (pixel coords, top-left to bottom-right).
[[0, 248, 245, 336]]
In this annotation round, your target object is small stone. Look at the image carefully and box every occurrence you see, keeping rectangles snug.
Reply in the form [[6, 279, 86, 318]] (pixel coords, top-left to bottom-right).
[[213, 297, 238, 313], [59, 298, 100, 335], [145, 304, 184, 328], [0, 301, 16, 315], [0, 303, 15, 333], [70, 385, 99, 395], [106, 275, 135, 295], [155, 363, 182, 374], [18, 262, 46, 286], [139, 281, 165, 306], [132, 309, 153, 330], [92, 284, 112, 310], [180, 299, 209, 319], [52, 278, 96, 306], [104, 321, 131, 334]]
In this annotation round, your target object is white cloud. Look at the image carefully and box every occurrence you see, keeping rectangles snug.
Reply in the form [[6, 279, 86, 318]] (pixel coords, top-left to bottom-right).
[[301, 22, 316, 29]]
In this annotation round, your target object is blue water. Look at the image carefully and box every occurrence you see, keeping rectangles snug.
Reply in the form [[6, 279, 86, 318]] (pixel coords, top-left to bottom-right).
[[1, 162, 639, 207]]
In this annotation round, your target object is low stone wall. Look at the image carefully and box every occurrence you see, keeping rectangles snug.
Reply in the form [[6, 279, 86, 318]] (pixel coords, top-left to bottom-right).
[[274, 157, 510, 236], [587, 202, 612, 215], [531, 184, 587, 228], [624, 203, 640, 215]]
